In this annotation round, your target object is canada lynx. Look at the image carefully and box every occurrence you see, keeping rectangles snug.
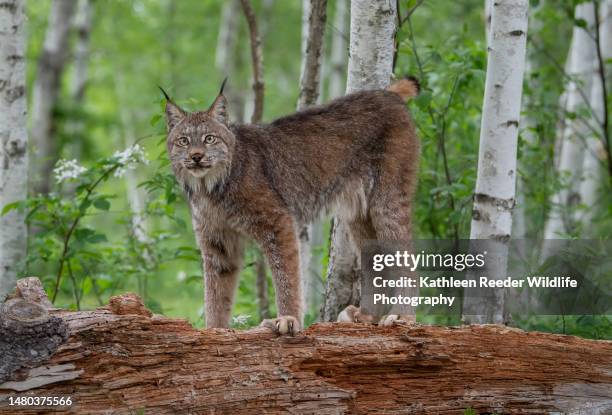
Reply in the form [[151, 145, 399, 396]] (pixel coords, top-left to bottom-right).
[[163, 78, 420, 334]]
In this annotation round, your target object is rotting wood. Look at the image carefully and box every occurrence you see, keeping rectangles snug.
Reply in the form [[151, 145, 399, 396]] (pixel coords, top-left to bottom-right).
[[0, 278, 610, 414]]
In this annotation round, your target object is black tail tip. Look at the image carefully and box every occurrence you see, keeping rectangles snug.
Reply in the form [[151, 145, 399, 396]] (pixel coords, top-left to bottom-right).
[[405, 75, 421, 95]]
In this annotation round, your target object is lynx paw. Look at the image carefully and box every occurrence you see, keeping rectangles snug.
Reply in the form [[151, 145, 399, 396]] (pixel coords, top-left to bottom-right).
[[260, 315, 301, 336], [337, 305, 374, 324], [378, 314, 417, 327]]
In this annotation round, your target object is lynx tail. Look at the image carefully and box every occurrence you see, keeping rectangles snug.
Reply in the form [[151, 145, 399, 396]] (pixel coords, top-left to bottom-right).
[[387, 76, 420, 101]]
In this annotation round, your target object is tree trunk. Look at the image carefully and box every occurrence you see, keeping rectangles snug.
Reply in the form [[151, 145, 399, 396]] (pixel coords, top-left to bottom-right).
[[65, 0, 91, 160], [297, 0, 328, 317], [240, 0, 264, 124], [322, 0, 397, 322], [30, 0, 77, 195], [542, 3, 597, 243], [327, 0, 348, 99], [463, 0, 528, 324], [1, 278, 611, 414], [0, 0, 28, 301], [578, 0, 612, 230], [71, 0, 91, 102], [484, 0, 492, 48], [297, 0, 327, 110], [215, 0, 244, 123]]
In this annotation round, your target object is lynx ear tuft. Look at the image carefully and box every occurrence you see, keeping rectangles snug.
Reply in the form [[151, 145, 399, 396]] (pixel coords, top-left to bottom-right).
[[159, 87, 186, 131], [208, 80, 228, 124]]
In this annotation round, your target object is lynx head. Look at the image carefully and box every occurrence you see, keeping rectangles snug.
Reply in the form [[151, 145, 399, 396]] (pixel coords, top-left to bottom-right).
[[162, 80, 234, 193]]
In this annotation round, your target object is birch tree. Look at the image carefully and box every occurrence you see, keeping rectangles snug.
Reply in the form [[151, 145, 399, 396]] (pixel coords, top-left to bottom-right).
[[31, 0, 77, 195], [578, 0, 612, 230], [322, 0, 397, 321], [67, 0, 92, 159], [72, 0, 91, 102], [328, 0, 348, 99], [463, 0, 528, 324], [542, 3, 596, 243], [296, 0, 328, 317], [215, 0, 244, 122], [485, 0, 493, 47], [0, 0, 28, 300]]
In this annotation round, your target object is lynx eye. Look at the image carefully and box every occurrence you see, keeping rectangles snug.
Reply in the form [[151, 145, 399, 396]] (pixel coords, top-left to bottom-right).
[[203, 135, 217, 145], [176, 136, 190, 147]]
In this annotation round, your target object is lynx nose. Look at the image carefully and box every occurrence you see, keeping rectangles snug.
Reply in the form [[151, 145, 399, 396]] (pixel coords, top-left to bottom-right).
[[191, 153, 203, 163]]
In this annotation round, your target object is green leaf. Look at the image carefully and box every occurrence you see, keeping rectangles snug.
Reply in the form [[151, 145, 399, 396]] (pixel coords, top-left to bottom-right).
[[574, 18, 587, 28], [93, 198, 111, 211], [1, 201, 21, 215], [88, 233, 108, 244], [150, 113, 162, 126]]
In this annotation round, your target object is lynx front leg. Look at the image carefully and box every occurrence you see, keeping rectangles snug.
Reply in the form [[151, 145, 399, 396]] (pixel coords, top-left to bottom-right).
[[201, 232, 243, 328], [257, 217, 303, 335]]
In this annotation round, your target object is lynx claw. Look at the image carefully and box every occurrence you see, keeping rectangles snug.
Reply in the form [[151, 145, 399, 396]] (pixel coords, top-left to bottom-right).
[[378, 314, 417, 327], [260, 315, 301, 336]]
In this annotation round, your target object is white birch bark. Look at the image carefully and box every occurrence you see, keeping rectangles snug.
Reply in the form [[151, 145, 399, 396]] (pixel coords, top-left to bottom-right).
[[0, 0, 28, 300], [485, 0, 493, 48], [297, 0, 328, 316], [462, 0, 528, 324], [114, 75, 149, 245], [328, 0, 348, 99], [215, 0, 245, 122], [215, 0, 239, 74], [66, 0, 91, 160], [578, 0, 612, 231], [542, 3, 597, 243], [72, 0, 91, 101], [30, 0, 77, 195], [322, 0, 396, 321]]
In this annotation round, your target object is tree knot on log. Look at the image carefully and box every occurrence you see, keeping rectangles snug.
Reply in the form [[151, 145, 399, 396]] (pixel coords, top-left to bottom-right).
[[106, 292, 153, 317], [0, 299, 69, 384]]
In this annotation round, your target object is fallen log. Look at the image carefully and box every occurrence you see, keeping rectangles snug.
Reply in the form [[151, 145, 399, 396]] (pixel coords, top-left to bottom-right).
[[0, 278, 610, 414]]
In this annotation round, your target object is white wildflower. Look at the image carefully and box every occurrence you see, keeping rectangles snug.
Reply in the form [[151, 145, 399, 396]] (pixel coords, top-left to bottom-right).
[[112, 144, 149, 178], [232, 314, 251, 326], [53, 159, 87, 183]]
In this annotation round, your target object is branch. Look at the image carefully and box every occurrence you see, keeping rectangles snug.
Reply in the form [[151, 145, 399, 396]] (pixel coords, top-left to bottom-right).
[[593, 1, 612, 179], [240, 0, 265, 123]]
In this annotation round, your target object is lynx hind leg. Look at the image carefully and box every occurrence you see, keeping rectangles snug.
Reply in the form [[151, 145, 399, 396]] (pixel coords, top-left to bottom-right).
[[336, 217, 377, 324], [369, 128, 419, 322]]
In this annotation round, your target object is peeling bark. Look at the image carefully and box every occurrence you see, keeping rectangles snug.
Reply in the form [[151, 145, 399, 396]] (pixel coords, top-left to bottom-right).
[[0, 279, 611, 414]]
